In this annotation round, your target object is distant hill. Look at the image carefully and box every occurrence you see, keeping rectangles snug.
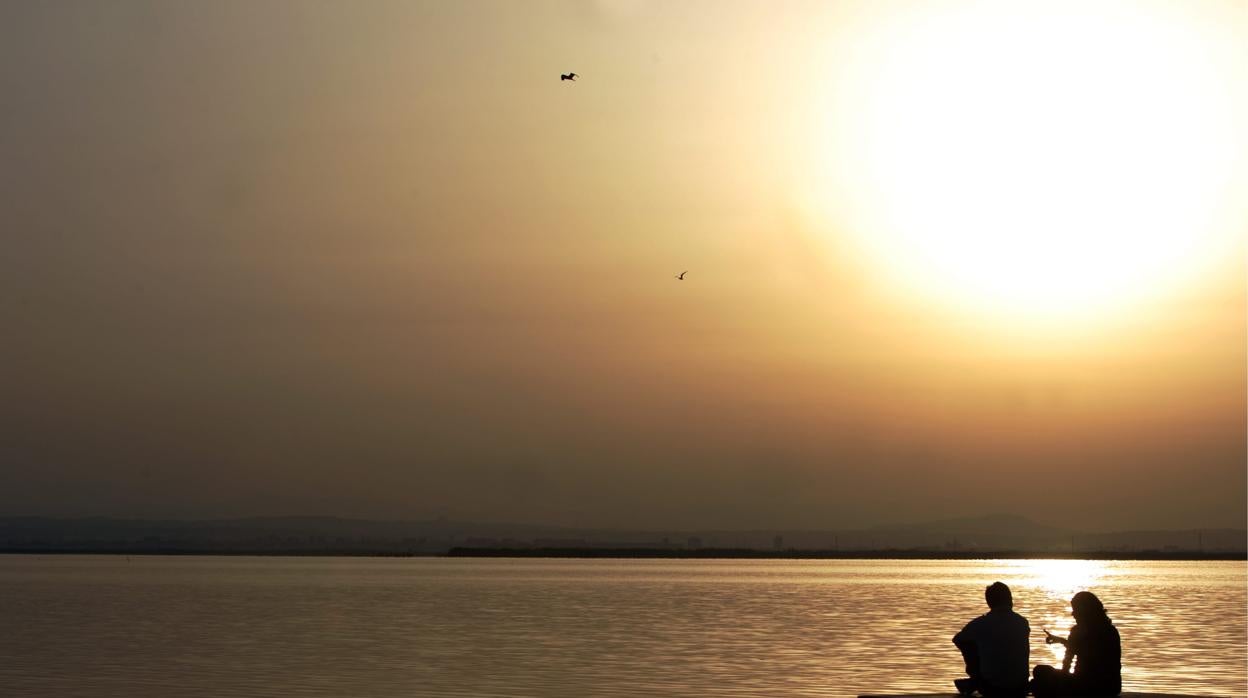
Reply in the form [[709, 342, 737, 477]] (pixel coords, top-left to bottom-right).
[[859, 514, 1243, 553], [864, 513, 1071, 550], [0, 514, 1242, 555], [873, 513, 1069, 537]]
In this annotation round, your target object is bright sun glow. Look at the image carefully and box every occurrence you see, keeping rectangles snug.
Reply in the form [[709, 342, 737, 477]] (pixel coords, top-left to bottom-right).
[[1013, 559, 1107, 596], [811, 1, 1245, 322]]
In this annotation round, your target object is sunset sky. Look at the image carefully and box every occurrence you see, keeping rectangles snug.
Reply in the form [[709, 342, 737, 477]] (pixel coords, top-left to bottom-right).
[[2, 0, 1244, 532]]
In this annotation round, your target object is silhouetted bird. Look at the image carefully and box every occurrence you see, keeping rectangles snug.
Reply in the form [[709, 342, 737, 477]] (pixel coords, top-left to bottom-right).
[[561, 72, 578, 81], [676, 271, 687, 280]]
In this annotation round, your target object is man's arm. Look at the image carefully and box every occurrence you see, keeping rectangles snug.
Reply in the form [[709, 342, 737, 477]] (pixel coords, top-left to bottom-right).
[[953, 619, 976, 648]]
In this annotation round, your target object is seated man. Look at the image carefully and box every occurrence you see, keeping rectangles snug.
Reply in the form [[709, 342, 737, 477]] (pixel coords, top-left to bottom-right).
[[953, 582, 1030, 698]]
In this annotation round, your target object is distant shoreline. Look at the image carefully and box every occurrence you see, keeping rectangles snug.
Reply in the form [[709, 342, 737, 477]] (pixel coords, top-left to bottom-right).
[[2, 547, 1243, 561], [446, 547, 1248, 561]]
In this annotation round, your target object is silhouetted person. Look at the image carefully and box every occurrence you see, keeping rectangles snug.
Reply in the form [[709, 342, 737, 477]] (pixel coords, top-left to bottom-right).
[[1032, 591, 1121, 698], [953, 582, 1030, 698]]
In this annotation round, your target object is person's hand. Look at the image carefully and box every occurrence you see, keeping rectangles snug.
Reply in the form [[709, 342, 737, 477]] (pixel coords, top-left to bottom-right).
[[1043, 628, 1065, 645]]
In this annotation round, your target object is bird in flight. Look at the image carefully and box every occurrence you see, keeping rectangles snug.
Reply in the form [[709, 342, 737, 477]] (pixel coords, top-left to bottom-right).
[[561, 72, 578, 82], [676, 271, 688, 280]]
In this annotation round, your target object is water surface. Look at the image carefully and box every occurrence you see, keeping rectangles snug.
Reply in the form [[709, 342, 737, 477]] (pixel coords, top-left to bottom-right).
[[1, 556, 1243, 697]]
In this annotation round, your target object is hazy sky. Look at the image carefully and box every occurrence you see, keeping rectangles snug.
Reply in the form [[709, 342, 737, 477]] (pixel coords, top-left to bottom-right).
[[2, 0, 1245, 531]]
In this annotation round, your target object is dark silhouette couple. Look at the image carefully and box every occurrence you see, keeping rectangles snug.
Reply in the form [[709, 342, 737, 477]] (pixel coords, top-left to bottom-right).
[[953, 582, 1121, 698]]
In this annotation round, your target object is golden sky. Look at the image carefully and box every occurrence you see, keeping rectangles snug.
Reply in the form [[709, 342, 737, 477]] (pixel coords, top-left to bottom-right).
[[1, 0, 1244, 530]]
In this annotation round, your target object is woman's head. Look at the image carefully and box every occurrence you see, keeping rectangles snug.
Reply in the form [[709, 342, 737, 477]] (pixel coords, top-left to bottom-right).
[[1071, 591, 1106, 622]]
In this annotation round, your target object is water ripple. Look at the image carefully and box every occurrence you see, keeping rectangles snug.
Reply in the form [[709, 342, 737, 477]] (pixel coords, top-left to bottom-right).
[[0, 557, 1242, 698]]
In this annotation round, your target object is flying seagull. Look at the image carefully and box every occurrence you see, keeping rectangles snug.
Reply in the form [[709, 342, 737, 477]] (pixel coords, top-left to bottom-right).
[[561, 72, 578, 82], [676, 271, 687, 280]]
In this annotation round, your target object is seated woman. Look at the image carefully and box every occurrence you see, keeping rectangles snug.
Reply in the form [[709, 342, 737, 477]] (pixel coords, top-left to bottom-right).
[[1032, 591, 1122, 698]]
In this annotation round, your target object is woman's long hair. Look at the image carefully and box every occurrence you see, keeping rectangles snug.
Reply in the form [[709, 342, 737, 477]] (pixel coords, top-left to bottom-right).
[[1071, 591, 1111, 625]]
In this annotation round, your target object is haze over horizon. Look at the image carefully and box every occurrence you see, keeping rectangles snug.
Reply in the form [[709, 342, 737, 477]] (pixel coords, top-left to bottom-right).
[[3, 1, 1245, 533]]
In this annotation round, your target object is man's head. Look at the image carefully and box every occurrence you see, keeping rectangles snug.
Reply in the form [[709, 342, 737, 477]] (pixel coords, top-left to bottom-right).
[[985, 581, 1013, 610]]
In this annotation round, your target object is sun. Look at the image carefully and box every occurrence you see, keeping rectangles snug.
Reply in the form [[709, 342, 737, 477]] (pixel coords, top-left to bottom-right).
[[808, 0, 1245, 323]]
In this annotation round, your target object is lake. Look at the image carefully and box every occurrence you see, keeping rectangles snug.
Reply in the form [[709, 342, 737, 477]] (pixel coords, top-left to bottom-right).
[[0, 556, 1243, 697]]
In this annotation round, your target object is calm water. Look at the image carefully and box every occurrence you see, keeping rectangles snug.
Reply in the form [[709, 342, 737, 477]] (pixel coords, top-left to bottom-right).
[[1, 557, 1243, 698]]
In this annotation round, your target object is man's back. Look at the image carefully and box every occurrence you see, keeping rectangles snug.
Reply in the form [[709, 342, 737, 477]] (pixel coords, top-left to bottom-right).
[[954, 609, 1030, 693]]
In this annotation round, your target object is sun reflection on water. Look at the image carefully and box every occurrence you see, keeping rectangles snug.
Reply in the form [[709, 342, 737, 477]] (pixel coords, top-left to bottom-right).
[[1015, 559, 1107, 596]]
